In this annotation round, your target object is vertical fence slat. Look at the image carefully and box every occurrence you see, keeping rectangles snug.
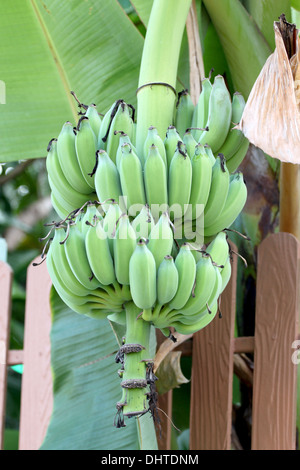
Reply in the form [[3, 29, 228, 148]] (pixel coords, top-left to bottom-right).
[[251, 232, 300, 450], [0, 262, 13, 450], [189, 248, 237, 450], [18, 258, 53, 450], [157, 390, 173, 450]]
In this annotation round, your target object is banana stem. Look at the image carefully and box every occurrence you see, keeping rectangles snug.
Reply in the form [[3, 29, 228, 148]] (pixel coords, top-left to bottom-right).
[[136, 0, 192, 155]]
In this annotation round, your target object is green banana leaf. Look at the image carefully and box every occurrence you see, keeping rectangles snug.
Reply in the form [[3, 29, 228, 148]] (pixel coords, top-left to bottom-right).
[[41, 287, 139, 450], [0, 0, 144, 163], [202, 0, 272, 98], [243, 0, 291, 50]]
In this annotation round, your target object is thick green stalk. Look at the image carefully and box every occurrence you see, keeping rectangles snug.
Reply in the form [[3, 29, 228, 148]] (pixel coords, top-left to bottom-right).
[[136, 0, 192, 156]]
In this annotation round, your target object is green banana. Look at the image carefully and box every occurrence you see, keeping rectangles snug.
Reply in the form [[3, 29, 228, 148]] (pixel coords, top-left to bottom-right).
[[157, 255, 179, 306], [220, 255, 232, 292], [183, 131, 197, 159], [131, 204, 155, 239], [189, 143, 212, 220], [216, 92, 246, 158], [143, 144, 168, 221], [164, 126, 182, 168], [205, 231, 229, 270], [98, 100, 120, 150], [143, 126, 167, 167], [50, 192, 70, 220], [46, 139, 91, 210], [85, 104, 102, 139], [203, 154, 230, 227], [171, 301, 218, 335], [178, 253, 217, 316], [56, 122, 92, 194], [101, 201, 123, 255], [113, 214, 137, 285], [191, 78, 212, 141], [94, 150, 123, 211], [204, 172, 247, 238], [48, 175, 84, 217], [85, 221, 116, 285], [115, 132, 136, 171], [168, 141, 192, 219], [75, 116, 97, 188], [175, 89, 195, 139], [198, 75, 232, 153], [167, 243, 196, 311], [64, 222, 101, 290], [226, 138, 250, 174], [204, 144, 216, 165], [129, 238, 157, 310], [105, 101, 134, 164], [147, 212, 174, 269], [119, 142, 146, 216]]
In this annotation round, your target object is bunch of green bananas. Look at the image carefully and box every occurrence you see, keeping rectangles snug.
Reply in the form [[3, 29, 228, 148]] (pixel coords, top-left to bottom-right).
[[45, 198, 232, 336], [47, 83, 247, 243]]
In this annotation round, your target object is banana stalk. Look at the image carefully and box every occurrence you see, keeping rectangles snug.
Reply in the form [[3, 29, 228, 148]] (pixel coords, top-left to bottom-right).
[[136, 0, 192, 156]]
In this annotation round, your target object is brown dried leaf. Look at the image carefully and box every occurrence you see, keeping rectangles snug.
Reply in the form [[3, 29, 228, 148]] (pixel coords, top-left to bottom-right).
[[155, 351, 189, 395], [238, 15, 300, 163]]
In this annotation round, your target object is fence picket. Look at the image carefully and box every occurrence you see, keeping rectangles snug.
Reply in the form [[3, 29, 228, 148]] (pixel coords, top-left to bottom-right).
[[18, 258, 53, 451], [189, 249, 238, 450], [0, 261, 13, 450], [251, 233, 300, 450]]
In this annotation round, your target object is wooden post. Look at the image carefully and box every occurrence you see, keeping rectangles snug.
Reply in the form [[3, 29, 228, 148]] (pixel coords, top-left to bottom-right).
[[18, 258, 53, 450], [0, 261, 13, 450], [251, 233, 300, 450], [189, 248, 238, 449]]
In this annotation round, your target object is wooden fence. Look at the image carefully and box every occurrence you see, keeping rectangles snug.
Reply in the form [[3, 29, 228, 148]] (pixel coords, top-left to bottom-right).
[[0, 232, 299, 450]]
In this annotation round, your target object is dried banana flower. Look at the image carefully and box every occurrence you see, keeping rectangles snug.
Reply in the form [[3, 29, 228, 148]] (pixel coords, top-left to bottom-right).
[[238, 14, 300, 164]]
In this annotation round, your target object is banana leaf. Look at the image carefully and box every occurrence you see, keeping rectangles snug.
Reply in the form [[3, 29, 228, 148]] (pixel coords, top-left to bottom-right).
[[0, 0, 144, 163], [40, 287, 139, 450]]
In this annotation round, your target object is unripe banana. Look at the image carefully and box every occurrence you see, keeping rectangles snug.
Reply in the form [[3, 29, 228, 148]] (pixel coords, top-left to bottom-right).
[[143, 144, 168, 221], [204, 144, 216, 165], [48, 175, 85, 217], [56, 122, 92, 194], [175, 90, 195, 139], [129, 238, 157, 310], [94, 150, 123, 211], [147, 212, 174, 269], [64, 222, 101, 290], [225, 138, 250, 174], [101, 201, 123, 254], [168, 243, 196, 311], [216, 92, 246, 158], [105, 101, 134, 164], [183, 131, 197, 159], [85, 221, 116, 285], [171, 301, 218, 335], [50, 192, 70, 220], [119, 142, 146, 216], [189, 143, 213, 220], [85, 104, 102, 139], [76, 203, 102, 233], [203, 154, 230, 227], [113, 214, 137, 285], [143, 126, 167, 167], [115, 132, 137, 171], [168, 141, 192, 218], [98, 100, 120, 149], [198, 75, 232, 153], [179, 253, 217, 316], [191, 77, 212, 141], [164, 126, 182, 168], [220, 255, 232, 292], [131, 204, 155, 239], [204, 172, 247, 238], [75, 116, 97, 188], [205, 231, 229, 270], [157, 255, 179, 305], [46, 139, 92, 210], [50, 227, 90, 296]]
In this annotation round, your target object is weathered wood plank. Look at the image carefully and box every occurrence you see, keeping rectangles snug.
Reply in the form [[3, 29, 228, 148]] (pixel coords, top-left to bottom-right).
[[251, 233, 300, 450], [189, 250, 237, 450], [18, 258, 53, 451], [0, 262, 13, 450]]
